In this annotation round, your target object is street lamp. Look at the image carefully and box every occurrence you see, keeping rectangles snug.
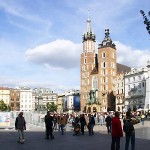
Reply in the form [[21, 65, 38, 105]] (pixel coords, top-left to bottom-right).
[[140, 10, 150, 35]]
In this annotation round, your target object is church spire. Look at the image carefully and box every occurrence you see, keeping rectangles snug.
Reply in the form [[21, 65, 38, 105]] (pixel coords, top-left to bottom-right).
[[98, 29, 116, 49], [87, 10, 91, 33], [82, 12, 95, 43], [82, 14, 96, 53]]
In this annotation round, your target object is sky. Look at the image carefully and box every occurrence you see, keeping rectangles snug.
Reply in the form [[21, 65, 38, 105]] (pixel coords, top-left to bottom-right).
[[0, 0, 150, 93]]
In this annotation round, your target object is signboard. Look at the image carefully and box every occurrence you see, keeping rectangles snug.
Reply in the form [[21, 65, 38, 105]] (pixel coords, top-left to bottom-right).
[[0, 112, 10, 127], [73, 96, 80, 110]]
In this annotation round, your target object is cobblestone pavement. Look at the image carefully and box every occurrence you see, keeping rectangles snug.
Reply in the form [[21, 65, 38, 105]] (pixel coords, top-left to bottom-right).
[[0, 121, 150, 150]]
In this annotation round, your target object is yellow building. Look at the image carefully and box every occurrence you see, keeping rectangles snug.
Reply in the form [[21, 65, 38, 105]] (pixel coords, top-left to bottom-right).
[[0, 87, 10, 105]]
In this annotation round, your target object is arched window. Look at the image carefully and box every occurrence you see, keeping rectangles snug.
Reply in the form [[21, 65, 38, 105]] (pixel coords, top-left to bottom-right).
[[92, 76, 98, 90]]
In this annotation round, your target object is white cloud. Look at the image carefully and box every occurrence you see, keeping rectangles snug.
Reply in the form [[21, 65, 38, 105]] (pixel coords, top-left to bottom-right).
[[115, 41, 150, 68], [26, 38, 150, 70], [25, 39, 82, 69]]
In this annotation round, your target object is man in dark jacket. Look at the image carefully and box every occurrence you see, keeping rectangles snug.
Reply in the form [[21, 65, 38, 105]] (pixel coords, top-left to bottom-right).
[[123, 111, 135, 150], [89, 114, 95, 136], [105, 113, 112, 134], [15, 112, 26, 143], [79, 114, 86, 135], [111, 112, 123, 150], [45, 111, 54, 139]]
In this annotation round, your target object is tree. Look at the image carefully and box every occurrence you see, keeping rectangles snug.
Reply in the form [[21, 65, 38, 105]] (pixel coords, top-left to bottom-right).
[[0, 100, 8, 111], [140, 10, 150, 35], [46, 102, 57, 112]]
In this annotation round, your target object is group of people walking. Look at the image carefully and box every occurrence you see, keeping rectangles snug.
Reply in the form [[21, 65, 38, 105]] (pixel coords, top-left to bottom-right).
[[15, 110, 144, 150]]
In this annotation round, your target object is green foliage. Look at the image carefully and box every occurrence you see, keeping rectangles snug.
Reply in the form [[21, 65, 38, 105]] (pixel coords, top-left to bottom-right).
[[46, 102, 57, 112], [0, 100, 8, 111]]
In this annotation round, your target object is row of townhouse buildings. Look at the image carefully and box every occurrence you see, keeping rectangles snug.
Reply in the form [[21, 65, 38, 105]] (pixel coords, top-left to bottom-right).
[[0, 86, 80, 113], [0, 87, 57, 111]]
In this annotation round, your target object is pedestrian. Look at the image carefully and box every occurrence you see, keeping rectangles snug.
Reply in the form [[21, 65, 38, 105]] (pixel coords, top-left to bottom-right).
[[79, 114, 86, 135], [99, 113, 104, 126], [89, 114, 95, 136], [15, 112, 26, 144], [60, 114, 66, 135], [123, 111, 135, 150], [111, 111, 123, 150], [141, 113, 145, 125], [45, 111, 54, 140], [105, 113, 112, 134]]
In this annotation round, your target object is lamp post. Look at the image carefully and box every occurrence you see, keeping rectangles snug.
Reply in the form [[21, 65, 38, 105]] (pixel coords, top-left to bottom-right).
[[140, 10, 150, 35]]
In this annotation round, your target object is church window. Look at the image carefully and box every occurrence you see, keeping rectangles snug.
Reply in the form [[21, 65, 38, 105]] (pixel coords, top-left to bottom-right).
[[102, 52, 106, 58], [103, 77, 105, 83], [103, 62, 106, 67], [112, 52, 114, 58], [92, 76, 98, 90]]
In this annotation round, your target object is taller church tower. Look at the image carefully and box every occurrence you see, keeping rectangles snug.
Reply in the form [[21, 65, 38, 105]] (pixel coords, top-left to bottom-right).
[[80, 17, 97, 112]]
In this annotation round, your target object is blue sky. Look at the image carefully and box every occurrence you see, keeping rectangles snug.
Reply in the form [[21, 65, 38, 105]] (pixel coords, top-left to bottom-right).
[[0, 0, 150, 93]]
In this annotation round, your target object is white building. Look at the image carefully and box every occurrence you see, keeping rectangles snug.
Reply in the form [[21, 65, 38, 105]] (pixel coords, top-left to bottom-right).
[[19, 87, 33, 111], [145, 61, 150, 110], [33, 88, 57, 111], [124, 67, 147, 111]]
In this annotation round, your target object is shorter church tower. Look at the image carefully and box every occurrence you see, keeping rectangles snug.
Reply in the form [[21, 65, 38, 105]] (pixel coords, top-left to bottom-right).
[[98, 29, 117, 112]]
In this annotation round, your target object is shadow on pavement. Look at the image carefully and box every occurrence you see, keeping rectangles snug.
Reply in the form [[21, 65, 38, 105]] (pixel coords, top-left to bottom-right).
[[0, 129, 149, 150]]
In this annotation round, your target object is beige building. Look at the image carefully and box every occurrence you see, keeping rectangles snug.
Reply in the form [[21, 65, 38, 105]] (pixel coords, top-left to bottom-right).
[[57, 94, 64, 113], [80, 18, 130, 113], [114, 73, 125, 112], [0, 87, 10, 105]]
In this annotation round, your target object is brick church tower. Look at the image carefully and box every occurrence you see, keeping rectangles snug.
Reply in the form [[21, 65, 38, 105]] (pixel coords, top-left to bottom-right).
[[98, 29, 117, 112], [80, 18, 117, 113]]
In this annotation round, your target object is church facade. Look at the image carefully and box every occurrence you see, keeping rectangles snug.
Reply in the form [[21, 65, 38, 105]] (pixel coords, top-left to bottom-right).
[[80, 17, 130, 113]]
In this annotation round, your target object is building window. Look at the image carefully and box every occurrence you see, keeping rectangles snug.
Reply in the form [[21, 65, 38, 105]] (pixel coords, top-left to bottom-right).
[[103, 77, 105, 83], [102, 52, 106, 58], [138, 83, 141, 88], [138, 76, 141, 80], [133, 77, 135, 81], [128, 78, 130, 82], [143, 82, 145, 87], [128, 85, 130, 90], [112, 52, 114, 58], [84, 59, 86, 64], [118, 90, 119, 94], [121, 89, 123, 94], [117, 83, 119, 87], [92, 76, 98, 90], [103, 85, 106, 90], [103, 99, 105, 104], [103, 62, 106, 68]]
